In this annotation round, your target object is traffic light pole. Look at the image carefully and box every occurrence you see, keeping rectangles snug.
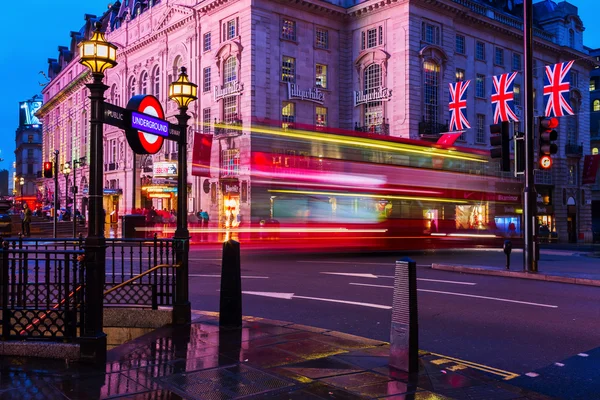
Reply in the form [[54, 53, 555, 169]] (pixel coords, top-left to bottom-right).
[[523, 0, 537, 272], [53, 150, 59, 239]]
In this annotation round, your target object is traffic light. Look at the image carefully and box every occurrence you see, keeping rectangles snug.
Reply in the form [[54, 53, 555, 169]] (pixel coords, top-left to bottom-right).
[[490, 121, 510, 172], [538, 117, 558, 169], [43, 161, 53, 178]]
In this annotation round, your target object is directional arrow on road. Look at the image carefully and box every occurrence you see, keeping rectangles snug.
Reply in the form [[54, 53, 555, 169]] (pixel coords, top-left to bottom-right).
[[242, 291, 391, 310], [321, 272, 476, 285], [321, 272, 379, 278]]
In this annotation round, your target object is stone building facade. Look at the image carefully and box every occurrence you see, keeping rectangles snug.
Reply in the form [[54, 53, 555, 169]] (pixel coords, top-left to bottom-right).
[[37, 0, 594, 242]]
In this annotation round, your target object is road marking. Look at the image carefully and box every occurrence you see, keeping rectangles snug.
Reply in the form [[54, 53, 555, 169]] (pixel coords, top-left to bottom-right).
[[349, 283, 557, 308], [417, 278, 476, 285], [429, 352, 519, 380], [322, 272, 474, 286], [191, 274, 269, 279], [241, 291, 391, 310], [578, 353, 589, 357], [525, 372, 539, 377], [299, 261, 393, 265], [322, 272, 379, 278], [555, 363, 565, 367]]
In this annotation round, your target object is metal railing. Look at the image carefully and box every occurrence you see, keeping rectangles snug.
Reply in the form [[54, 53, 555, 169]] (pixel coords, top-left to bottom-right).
[[1, 243, 85, 341], [355, 122, 390, 135]]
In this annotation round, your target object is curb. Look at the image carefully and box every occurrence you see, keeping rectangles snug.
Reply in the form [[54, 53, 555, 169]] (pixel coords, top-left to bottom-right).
[[432, 263, 600, 287]]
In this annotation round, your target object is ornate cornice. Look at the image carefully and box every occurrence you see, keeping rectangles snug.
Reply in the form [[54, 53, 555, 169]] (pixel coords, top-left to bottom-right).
[[36, 70, 90, 118], [347, 0, 402, 18]]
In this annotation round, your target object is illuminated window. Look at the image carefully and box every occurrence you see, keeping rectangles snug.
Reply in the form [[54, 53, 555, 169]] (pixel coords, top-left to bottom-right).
[[223, 96, 237, 124], [224, 57, 237, 84], [513, 84, 521, 107], [221, 149, 240, 176], [281, 19, 296, 41], [593, 100, 600, 112], [282, 56, 295, 83], [203, 67, 211, 92], [423, 61, 439, 127], [203, 32, 211, 52], [152, 66, 160, 98], [316, 64, 327, 88], [455, 68, 465, 82], [282, 102, 295, 129], [141, 71, 148, 94], [316, 106, 327, 127], [316, 28, 328, 49], [364, 63, 383, 129], [203, 108, 211, 134], [590, 79, 596, 92], [592, 147, 598, 155]]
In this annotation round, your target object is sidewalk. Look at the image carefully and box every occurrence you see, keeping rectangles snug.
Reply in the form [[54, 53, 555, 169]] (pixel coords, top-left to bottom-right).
[[0, 311, 554, 400]]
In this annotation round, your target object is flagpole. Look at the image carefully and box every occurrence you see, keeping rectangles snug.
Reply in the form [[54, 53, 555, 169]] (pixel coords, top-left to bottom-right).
[[523, 0, 538, 272]]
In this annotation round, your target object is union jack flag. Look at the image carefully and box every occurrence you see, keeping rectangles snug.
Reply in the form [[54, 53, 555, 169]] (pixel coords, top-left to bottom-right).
[[491, 72, 519, 124], [448, 80, 471, 131], [544, 60, 575, 117]]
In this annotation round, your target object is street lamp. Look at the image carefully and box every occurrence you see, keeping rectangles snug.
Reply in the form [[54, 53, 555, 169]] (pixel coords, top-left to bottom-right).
[[169, 66, 197, 325], [78, 21, 117, 363], [71, 158, 85, 237], [62, 162, 71, 220], [19, 177, 25, 205]]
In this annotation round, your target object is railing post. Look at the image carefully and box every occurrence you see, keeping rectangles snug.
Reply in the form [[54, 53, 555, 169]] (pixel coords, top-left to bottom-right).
[[1, 242, 9, 340], [389, 257, 419, 374], [220, 239, 242, 328]]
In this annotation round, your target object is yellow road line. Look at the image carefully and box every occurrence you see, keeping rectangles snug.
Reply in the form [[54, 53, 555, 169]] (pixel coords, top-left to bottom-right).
[[428, 352, 520, 380]]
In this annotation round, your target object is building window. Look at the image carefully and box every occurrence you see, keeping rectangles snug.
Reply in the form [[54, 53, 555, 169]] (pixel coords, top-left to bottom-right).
[[203, 108, 211, 133], [282, 102, 295, 129], [282, 56, 295, 83], [594, 100, 600, 112], [152, 66, 160, 98], [533, 59, 538, 77], [514, 84, 521, 107], [476, 114, 485, 143], [476, 41, 485, 61], [140, 71, 148, 95], [423, 61, 439, 128], [223, 96, 237, 124], [27, 149, 34, 158], [203, 67, 211, 92], [281, 19, 296, 41], [221, 149, 240, 176], [367, 28, 377, 48], [224, 57, 237, 84], [569, 29, 575, 48], [203, 32, 211, 52], [456, 34, 465, 55], [364, 64, 383, 129], [128, 76, 136, 98], [476, 74, 485, 98], [316, 106, 327, 127], [495, 47, 504, 66], [225, 19, 236, 40], [568, 164, 576, 185], [592, 147, 598, 155], [572, 71, 579, 88], [316, 64, 327, 88], [455, 68, 465, 82], [512, 53, 521, 71], [590, 79, 596, 92], [28, 135, 33, 143], [422, 22, 440, 45], [316, 28, 328, 49]]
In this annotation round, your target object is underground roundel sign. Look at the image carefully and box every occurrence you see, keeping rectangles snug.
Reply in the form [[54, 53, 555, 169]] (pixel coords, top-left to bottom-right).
[[125, 95, 167, 154]]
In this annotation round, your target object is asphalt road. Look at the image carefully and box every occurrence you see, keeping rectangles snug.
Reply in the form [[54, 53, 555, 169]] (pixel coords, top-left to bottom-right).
[[182, 247, 600, 375]]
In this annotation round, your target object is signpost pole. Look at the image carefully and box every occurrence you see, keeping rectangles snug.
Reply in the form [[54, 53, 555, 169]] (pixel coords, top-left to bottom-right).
[[53, 150, 59, 239]]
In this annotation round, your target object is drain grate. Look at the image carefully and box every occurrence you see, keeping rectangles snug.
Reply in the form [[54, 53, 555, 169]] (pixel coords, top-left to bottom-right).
[[160, 364, 293, 399]]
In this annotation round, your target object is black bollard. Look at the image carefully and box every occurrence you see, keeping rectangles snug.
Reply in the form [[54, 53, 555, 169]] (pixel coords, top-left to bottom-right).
[[503, 240, 512, 270], [389, 257, 419, 374], [220, 239, 242, 328]]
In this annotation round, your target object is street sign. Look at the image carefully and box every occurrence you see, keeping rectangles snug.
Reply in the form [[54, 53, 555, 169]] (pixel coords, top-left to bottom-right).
[[104, 102, 127, 129]]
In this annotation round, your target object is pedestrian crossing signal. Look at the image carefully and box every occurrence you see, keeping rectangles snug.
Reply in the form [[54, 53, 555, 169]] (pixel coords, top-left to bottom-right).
[[43, 162, 53, 178]]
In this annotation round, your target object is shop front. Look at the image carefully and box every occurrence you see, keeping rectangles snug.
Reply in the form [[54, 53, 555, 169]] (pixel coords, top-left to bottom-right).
[[493, 203, 522, 237], [102, 188, 122, 225], [221, 179, 240, 228]]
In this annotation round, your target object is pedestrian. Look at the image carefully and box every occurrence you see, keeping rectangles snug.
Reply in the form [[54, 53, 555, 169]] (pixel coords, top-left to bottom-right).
[[200, 209, 209, 225], [22, 203, 32, 237]]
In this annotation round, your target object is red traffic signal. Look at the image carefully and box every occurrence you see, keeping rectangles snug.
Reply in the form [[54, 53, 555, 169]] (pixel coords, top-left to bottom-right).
[[539, 117, 558, 156], [43, 162, 53, 178]]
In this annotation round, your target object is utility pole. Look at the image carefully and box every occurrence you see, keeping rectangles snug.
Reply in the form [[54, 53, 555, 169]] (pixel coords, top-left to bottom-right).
[[53, 150, 59, 239], [523, 0, 537, 272]]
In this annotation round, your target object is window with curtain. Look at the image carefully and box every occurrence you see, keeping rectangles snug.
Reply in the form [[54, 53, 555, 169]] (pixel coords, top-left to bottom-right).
[[282, 102, 295, 129]]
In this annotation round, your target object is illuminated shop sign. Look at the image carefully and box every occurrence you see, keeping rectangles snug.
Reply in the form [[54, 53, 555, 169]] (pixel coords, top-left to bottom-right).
[[287, 83, 324, 104], [153, 162, 178, 177], [353, 87, 392, 107], [19, 101, 42, 126], [142, 186, 178, 193], [214, 82, 244, 101], [131, 111, 169, 137]]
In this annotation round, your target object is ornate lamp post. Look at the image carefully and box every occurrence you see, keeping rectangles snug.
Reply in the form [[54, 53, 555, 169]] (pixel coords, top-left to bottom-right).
[[19, 177, 24, 205], [169, 67, 197, 325], [62, 162, 71, 217], [71, 158, 85, 237], [78, 21, 117, 363]]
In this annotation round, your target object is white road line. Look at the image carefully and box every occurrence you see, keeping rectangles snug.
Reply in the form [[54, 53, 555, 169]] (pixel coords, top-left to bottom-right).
[[555, 363, 565, 367], [525, 372, 539, 377], [327, 273, 476, 286], [299, 260, 393, 265], [241, 291, 390, 309], [190, 274, 269, 279], [349, 283, 558, 308], [578, 353, 589, 357], [322, 272, 379, 278], [417, 278, 476, 286]]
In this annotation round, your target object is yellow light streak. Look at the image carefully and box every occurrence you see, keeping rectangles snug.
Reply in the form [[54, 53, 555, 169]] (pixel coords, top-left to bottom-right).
[[268, 189, 469, 204], [214, 123, 488, 163]]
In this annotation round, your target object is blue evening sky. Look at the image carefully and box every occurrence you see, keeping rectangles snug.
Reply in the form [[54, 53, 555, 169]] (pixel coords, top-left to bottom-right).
[[0, 0, 598, 174]]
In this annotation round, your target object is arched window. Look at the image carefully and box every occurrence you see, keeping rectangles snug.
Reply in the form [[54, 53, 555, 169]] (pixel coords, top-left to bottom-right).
[[173, 56, 183, 77], [594, 99, 600, 112], [152, 66, 160, 98], [423, 60, 440, 128], [110, 84, 117, 104], [224, 56, 237, 84], [569, 29, 575, 48], [128, 76, 136, 98], [363, 64, 382, 129], [140, 71, 148, 95]]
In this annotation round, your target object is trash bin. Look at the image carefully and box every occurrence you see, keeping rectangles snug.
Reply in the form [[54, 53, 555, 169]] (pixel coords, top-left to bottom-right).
[[121, 215, 146, 238]]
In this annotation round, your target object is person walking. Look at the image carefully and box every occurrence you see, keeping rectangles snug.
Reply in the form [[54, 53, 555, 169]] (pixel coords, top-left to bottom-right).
[[22, 203, 32, 237]]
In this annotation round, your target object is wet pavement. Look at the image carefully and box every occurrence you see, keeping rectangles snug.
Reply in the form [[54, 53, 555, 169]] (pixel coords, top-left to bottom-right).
[[0, 311, 555, 399]]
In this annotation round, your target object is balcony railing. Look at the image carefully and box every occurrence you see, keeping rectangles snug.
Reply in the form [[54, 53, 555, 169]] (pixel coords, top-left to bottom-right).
[[565, 143, 583, 157], [418, 119, 449, 139], [534, 168, 553, 185], [355, 122, 390, 135], [105, 162, 119, 171], [214, 118, 243, 137]]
